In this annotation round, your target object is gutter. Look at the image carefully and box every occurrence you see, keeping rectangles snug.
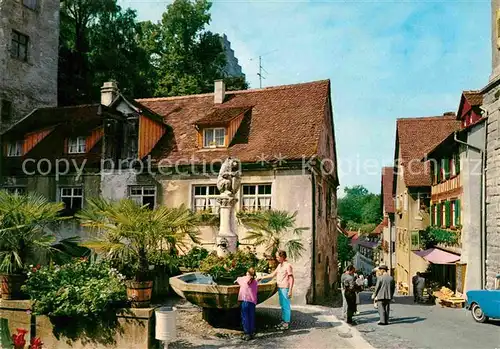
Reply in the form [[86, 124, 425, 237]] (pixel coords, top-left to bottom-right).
[[453, 131, 486, 289], [310, 168, 317, 304]]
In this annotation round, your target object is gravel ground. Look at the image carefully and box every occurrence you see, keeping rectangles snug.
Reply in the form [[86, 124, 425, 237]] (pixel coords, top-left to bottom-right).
[[159, 297, 372, 349]]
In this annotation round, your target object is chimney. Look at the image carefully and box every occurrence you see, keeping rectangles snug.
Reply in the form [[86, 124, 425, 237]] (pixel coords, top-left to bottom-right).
[[214, 80, 225, 104], [443, 111, 456, 117], [101, 81, 119, 106]]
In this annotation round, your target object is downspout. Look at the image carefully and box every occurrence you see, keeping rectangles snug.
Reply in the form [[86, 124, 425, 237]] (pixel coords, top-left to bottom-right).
[[311, 169, 317, 304], [453, 131, 486, 289]]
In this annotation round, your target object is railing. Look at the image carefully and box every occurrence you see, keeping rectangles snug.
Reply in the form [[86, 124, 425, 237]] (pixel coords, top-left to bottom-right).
[[431, 174, 461, 196]]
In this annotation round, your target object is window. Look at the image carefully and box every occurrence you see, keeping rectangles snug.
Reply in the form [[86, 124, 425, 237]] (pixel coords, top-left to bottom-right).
[[23, 0, 37, 10], [60, 187, 83, 216], [441, 203, 446, 227], [68, 137, 86, 154], [403, 192, 408, 211], [192, 185, 220, 213], [3, 187, 25, 195], [318, 185, 323, 216], [6, 141, 23, 157], [411, 231, 420, 250], [450, 157, 456, 177], [203, 128, 225, 148], [129, 186, 156, 209], [11, 30, 28, 61], [1, 100, 12, 123], [452, 199, 461, 227], [241, 184, 271, 211]]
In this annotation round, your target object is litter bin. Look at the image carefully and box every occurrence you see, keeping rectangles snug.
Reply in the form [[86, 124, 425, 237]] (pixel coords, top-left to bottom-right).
[[155, 306, 177, 343]]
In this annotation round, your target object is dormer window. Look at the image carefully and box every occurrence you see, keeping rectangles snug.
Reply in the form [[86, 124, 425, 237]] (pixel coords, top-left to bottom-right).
[[7, 141, 23, 157], [68, 137, 86, 154], [203, 128, 225, 148]]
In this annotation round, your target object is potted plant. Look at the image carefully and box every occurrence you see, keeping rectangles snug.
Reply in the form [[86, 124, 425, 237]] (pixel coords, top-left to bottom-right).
[[240, 210, 308, 268], [0, 191, 72, 299], [78, 198, 199, 308]]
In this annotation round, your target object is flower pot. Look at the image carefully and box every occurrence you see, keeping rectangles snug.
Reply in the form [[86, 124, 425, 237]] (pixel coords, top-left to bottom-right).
[[126, 280, 153, 308], [0, 274, 26, 300]]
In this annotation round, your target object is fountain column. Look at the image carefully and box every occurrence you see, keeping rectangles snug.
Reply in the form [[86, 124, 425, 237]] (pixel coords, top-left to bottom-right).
[[215, 158, 241, 257]]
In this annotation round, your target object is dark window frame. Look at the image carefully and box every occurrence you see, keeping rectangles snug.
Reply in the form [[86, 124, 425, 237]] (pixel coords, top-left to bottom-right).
[[11, 30, 29, 62]]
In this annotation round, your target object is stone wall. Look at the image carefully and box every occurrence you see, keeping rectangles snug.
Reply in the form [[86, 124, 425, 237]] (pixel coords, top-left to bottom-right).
[[0, 300, 155, 349], [0, 0, 59, 124], [484, 84, 500, 289]]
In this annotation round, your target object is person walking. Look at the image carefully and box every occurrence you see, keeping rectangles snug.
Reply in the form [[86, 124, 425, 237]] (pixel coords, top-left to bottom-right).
[[340, 267, 349, 320], [416, 272, 426, 303], [341, 265, 358, 325], [264, 250, 294, 330], [412, 272, 419, 303], [235, 267, 258, 341], [372, 265, 396, 325], [355, 274, 364, 315]]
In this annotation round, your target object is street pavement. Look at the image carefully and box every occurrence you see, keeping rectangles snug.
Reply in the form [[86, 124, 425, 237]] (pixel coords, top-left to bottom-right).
[[169, 303, 373, 349], [330, 291, 500, 349]]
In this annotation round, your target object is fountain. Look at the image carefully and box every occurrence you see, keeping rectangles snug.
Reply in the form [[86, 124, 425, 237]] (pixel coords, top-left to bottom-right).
[[169, 157, 278, 327]]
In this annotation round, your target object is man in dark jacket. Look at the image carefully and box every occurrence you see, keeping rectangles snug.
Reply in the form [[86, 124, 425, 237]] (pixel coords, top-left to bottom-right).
[[372, 265, 396, 325], [341, 265, 359, 325]]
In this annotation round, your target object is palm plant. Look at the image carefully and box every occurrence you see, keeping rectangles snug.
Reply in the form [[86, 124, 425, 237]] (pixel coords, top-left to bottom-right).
[[242, 210, 308, 261], [0, 191, 70, 274], [77, 198, 200, 281]]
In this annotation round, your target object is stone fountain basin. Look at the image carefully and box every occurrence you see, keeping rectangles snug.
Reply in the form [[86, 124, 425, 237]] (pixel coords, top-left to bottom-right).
[[169, 272, 278, 309]]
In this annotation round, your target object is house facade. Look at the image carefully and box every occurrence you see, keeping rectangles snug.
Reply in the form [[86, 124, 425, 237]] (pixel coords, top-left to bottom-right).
[[380, 167, 396, 274], [423, 91, 485, 293], [1, 79, 340, 305], [0, 0, 59, 127], [393, 114, 460, 288]]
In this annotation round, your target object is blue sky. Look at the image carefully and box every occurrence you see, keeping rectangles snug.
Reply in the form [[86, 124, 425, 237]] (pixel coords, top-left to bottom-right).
[[118, 0, 491, 195]]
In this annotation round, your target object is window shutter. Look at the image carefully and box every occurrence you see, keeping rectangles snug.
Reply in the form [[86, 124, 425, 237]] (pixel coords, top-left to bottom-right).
[[437, 203, 442, 227], [436, 161, 441, 182], [455, 153, 460, 174], [456, 199, 461, 226], [430, 205, 434, 226], [445, 201, 451, 227], [443, 158, 449, 180]]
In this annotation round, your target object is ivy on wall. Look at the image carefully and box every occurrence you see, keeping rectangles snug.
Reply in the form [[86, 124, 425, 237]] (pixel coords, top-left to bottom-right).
[[420, 226, 459, 249]]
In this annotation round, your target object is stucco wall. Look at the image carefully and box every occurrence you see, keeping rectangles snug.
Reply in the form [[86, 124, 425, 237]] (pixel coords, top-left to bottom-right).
[[0, 0, 59, 123], [461, 122, 486, 291]]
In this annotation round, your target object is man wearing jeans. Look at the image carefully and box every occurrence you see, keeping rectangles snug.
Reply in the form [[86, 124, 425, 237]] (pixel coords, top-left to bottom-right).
[[266, 250, 294, 330]]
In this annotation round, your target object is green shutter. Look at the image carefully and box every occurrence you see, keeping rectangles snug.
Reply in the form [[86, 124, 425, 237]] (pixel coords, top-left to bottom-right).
[[455, 153, 460, 175], [430, 204, 434, 226], [456, 199, 461, 226], [445, 201, 451, 228], [443, 158, 450, 180], [437, 203, 442, 227]]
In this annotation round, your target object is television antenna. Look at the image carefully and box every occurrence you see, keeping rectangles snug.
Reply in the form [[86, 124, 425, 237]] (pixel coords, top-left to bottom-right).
[[250, 49, 278, 88]]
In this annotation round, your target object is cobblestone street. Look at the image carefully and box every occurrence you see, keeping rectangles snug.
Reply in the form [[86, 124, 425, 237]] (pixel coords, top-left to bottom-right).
[[330, 292, 500, 349]]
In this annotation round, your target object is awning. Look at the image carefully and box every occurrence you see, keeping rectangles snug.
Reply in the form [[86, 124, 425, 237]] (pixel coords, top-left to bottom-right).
[[414, 248, 460, 264]]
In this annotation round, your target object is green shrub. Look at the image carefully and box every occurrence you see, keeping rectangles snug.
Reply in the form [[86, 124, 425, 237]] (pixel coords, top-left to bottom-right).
[[22, 258, 127, 318], [199, 250, 261, 282], [179, 247, 209, 270]]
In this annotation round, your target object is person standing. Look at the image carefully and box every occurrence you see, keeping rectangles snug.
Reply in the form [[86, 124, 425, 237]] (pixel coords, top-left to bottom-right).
[[372, 265, 396, 325], [235, 268, 258, 340], [412, 272, 419, 303], [416, 272, 426, 303], [264, 250, 294, 330], [340, 267, 349, 320], [341, 265, 358, 325]]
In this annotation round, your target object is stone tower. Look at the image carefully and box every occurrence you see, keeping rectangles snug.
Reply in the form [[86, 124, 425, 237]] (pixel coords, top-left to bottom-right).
[[0, 0, 59, 127]]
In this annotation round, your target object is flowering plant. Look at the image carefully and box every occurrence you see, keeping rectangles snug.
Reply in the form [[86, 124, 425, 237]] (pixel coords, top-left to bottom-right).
[[10, 328, 43, 349], [22, 258, 126, 318]]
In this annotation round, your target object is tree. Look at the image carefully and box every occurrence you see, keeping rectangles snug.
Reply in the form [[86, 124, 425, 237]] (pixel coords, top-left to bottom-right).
[[58, 0, 152, 105], [241, 210, 308, 261], [337, 233, 355, 272], [338, 185, 382, 232]]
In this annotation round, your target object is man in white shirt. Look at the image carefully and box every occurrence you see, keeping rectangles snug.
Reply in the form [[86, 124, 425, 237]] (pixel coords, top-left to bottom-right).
[[266, 250, 294, 330]]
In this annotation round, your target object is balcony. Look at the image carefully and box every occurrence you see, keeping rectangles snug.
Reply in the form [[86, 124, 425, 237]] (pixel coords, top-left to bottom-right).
[[431, 174, 461, 200]]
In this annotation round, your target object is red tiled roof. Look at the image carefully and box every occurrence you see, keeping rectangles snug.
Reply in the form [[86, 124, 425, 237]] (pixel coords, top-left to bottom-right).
[[381, 167, 394, 213], [396, 115, 461, 187], [346, 231, 359, 240], [463, 90, 483, 107], [371, 218, 388, 235], [195, 106, 251, 126], [136, 80, 331, 164]]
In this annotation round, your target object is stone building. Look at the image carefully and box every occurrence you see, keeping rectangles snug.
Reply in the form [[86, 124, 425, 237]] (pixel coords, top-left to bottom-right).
[[1, 79, 339, 305], [392, 114, 460, 289], [481, 0, 500, 289], [220, 34, 244, 78], [0, 0, 59, 127], [422, 91, 485, 293]]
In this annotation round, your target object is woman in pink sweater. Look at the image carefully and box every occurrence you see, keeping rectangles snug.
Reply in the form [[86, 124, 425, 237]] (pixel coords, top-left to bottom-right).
[[235, 267, 258, 341]]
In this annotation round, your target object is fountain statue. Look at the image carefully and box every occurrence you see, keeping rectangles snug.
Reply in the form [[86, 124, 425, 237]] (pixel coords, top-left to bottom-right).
[[169, 157, 278, 327], [215, 157, 241, 256]]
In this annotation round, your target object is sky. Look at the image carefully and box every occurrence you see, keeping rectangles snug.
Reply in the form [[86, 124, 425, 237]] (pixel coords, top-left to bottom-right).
[[118, 0, 491, 195]]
